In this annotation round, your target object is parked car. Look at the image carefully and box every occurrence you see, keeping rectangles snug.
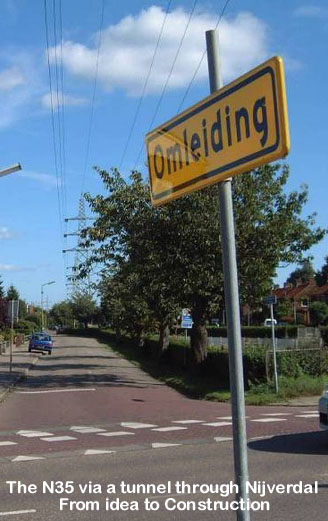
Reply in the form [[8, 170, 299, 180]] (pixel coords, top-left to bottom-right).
[[319, 386, 328, 430], [28, 333, 53, 355], [263, 318, 277, 327]]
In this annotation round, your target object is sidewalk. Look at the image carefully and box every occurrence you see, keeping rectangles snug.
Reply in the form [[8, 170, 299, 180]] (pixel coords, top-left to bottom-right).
[[0, 342, 39, 401]]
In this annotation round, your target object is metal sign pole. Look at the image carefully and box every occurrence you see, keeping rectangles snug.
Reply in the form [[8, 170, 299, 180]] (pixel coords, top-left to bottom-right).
[[10, 300, 14, 374], [270, 303, 279, 393], [206, 30, 250, 521]]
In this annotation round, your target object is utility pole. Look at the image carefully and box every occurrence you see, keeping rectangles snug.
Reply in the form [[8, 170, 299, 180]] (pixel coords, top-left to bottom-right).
[[206, 30, 250, 521]]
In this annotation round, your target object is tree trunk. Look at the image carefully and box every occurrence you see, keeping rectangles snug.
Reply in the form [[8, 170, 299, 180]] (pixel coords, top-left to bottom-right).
[[190, 310, 208, 364], [158, 323, 170, 353]]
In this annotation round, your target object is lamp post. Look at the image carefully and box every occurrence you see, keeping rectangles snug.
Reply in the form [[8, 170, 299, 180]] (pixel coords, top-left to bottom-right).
[[41, 281, 55, 330], [0, 163, 22, 178]]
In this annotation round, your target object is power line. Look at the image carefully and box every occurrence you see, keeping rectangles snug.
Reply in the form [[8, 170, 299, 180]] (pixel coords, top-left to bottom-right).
[[43, 0, 63, 237], [133, 0, 198, 170], [80, 0, 105, 197], [118, 0, 173, 171], [176, 0, 232, 114]]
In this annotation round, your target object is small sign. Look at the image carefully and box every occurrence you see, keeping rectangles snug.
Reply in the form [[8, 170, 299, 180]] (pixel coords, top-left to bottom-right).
[[265, 295, 277, 305], [181, 309, 193, 329], [146, 56, 290, 206]]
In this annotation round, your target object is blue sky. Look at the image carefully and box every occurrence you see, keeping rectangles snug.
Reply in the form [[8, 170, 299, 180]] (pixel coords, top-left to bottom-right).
[[0, 0, 327, 306]]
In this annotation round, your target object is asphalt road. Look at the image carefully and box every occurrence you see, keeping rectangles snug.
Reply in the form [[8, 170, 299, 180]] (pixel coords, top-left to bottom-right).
[[0, 334, 327, 520]]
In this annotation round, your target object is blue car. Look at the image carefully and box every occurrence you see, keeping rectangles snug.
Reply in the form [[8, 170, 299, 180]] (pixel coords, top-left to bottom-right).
[[28, 333, 53, 355]]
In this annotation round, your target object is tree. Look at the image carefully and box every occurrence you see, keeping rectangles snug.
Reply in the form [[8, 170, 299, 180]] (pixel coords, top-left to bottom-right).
[[70, 293, 97, 328], [309, 301, 328, 326], [81, 164, 325, 363], [316, 255, 328, 287], [286, 259, 316, 285], [49, 301, 73, 327], [0, 277, 5, 299], [6, 285, 19, 301]]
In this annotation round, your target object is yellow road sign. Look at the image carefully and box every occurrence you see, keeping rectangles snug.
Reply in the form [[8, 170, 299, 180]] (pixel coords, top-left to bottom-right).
[[146, 56, 290, 206]]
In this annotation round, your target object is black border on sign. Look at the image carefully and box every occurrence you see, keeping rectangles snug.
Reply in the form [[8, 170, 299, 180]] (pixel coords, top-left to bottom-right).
[[148, 65, 280, 202]]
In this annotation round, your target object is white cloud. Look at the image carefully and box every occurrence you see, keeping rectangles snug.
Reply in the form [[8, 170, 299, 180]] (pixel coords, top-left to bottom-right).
[[0, 66, 25, 91], [49, 7, 270, 96], [18, 170, 61, 189], [0, 227, 14, 239], [0, 263, 35, 272], [41, 91, 88, 109], [0, 51, 44, 129], [293, 5, 328, 18]]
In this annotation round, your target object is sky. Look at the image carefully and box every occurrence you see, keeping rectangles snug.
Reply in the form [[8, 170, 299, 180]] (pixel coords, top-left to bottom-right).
[[0, 0, 327, 307]]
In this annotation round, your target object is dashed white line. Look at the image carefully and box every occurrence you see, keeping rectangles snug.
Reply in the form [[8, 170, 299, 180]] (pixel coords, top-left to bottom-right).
[[0, 441, 17, 446], [121, 422, 157, 429], [295, 414, 319, 418], [0, 510, 37, 516], [203, 422, 232, 427], [17, 431, 53, 438], [84, 449, 116, 455], [11, 455, 45, 462], [214, 437, 233, 442], [97, 431, 135, 437], [70, 427, 107, 433], [172, 420, 204, 424], [260, 413, 293, 416], [152, 443, 181, 448], [17, 388, 96, 394], [41, 436, 77, 442], [152, 426, 187, 432], [251, 418, 287, 423]]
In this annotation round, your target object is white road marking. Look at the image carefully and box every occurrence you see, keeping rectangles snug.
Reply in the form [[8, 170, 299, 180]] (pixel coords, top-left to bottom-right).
[[12, 455, 45, 462], [70, 427, 107, 433], [152, 426, 187, 432], [203, 422, 232, 427], [251, 418, 286, 423], [17, 388, 96, 394], [0, 441, 17, 446], [152, 443, 181, 448], [17, 431, 53, 438], [214, 437, 233, 442], [216, 416, 233, 420], [261, 413, 293, 416], [295, 414, 319, 418], [121, 422, 157, 429], [41, 436, 77, 442], [0, 510, 37, 516], [301, 410, 318, 414], [172, 420, 204, 424], [84, 449, 116, 455], [97, 431, 135, 437]]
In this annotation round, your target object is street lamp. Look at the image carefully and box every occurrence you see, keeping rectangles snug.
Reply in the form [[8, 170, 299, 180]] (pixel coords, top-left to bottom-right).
[[41, 281, 55, 330], [0, 163, 22, 178]]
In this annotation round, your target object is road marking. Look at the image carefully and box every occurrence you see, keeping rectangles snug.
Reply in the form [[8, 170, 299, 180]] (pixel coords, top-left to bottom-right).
[[152, 443, 181, 448], [12, 455, 45, 462], [214, 437, 233, 442], [70, 427, 107, 433], [97, 431, 135, 437], [17, 431, 54, 438], [84, 449, 116, 455], [216, 416, 233, 420], [152, 426, 187, 432], [41, 436, 77, 442], [260, 413, 293, 416], [17, 388, 96, 394], [251, 418, 287, 423], [0, 441, 17, 446], [203, 422, 232, 427], [295, 414, 319, 418], [172, 420, 204, 424], [121, 422, 157, 429], [0, 510, 37, 516]]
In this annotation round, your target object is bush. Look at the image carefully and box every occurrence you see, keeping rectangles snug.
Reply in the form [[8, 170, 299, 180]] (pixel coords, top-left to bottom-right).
[[16, 320, 38, 334]]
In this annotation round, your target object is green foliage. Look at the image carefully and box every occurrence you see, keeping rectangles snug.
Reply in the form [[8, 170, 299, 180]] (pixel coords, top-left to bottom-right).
[[315, 255, 328, 286], [0, 277, 4, 299], [6, 285, 19, 301], [309, 301, 328, 326], [16, 319, 38, 334], [70, 293, 97, 328], [286, 259, 316, 285], [206, 325, 298, 338], [49, 301, 73, 327]]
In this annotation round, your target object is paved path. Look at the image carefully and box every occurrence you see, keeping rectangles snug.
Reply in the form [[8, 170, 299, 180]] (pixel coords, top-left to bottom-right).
[[0, 334, 323, 464]]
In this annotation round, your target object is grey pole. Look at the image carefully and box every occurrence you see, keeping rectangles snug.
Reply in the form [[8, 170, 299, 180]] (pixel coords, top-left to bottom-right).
[[10, 300, 14, 373], [270, 303, 279, 393], [206, 30, 250, 521]]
